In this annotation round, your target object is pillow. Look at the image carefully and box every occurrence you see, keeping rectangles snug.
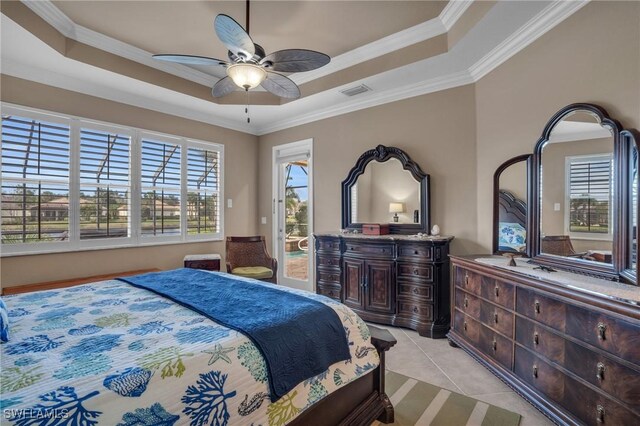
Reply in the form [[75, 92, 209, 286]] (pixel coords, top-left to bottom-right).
[[0, 297, 9, 342], [498, 222, 527, 253]]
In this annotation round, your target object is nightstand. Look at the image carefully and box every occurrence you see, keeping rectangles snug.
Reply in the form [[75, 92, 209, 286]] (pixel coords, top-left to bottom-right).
[[183, 254, 221, 271]]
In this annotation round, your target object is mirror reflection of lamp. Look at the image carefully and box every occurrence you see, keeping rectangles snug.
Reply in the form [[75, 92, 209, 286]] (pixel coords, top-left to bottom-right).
[[389, 202, 405, 223]]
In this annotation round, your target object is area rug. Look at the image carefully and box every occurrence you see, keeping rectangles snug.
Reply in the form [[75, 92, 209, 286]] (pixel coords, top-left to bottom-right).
[[372, 371, 522, 426]]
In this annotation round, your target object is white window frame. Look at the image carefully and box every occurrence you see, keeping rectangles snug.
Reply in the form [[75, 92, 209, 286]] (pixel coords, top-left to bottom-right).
[[1, 103, 224, 257], [564, 153, 614, 242]]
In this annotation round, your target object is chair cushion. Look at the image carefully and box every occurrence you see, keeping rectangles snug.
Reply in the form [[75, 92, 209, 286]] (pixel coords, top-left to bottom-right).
[[231, 266, 274, 280]]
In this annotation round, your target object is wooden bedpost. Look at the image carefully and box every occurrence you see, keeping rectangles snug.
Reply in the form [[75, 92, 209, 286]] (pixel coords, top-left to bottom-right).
[[369, 325, 397, 424]]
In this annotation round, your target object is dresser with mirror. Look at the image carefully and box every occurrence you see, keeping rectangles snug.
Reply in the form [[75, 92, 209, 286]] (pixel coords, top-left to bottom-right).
[[315, 145, 453, 338], [449, 104, 640, 425]]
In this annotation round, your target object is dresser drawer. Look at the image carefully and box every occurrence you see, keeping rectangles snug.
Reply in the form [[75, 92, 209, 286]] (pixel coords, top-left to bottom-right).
[[480, 301, 514, 338], [481, 279, 515, 310], [516, 317, 566, 365], [317, 270, 341, 284], [397, 262, 434, 282], [454, 310, 481, 345], [397, 298, 432, 320], [397, 244, 433, 261], [454, 267, 483, 297], [516, 288, 567, 332], [455, 288, 481, 320], [317, 238, 341, 253], [563, 368, 640, 426], [317, 255, 340, 270], [317, 284, 341, 301], [515, 346, 566, 407], [566, 304, 640, 364], [479, 324, 513, 370], [344, 241, 394, 258], [398, 281, 433, 301]]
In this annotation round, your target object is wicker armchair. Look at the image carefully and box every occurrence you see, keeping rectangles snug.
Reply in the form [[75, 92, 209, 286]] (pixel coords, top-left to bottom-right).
[[540, 235, 592, 259], [225, 236, 278, 284]]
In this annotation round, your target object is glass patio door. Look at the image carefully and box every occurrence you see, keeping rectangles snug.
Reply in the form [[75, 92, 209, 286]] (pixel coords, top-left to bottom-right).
[[273, 140, 313, 290]]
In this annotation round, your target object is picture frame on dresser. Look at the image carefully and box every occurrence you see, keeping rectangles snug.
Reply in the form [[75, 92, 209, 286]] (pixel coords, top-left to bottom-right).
[[448, 103, 640, 425]]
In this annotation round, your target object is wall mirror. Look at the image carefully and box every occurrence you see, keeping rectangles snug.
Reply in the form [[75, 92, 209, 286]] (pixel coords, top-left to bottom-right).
[[342, 145, 430, 234], [531, 103, 639, 283], [493, 155, 531, 255]]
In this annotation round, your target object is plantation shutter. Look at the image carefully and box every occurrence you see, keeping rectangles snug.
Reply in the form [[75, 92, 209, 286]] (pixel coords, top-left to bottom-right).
[[140, 138, 181, 236], [568, 156, 612, 233], [79, 128, 131, 240], [1, 115, 70, 244], [187, 146, 220, 235]]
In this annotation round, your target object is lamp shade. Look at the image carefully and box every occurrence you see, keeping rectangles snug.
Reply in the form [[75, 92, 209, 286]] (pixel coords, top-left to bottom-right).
[[389, 202, 405, 213], [227, 63, 267, 89]]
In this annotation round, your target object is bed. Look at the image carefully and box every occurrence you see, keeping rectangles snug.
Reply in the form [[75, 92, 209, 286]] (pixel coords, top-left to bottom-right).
[[497, 190, 528, 253], [0, 270, 395, 425]]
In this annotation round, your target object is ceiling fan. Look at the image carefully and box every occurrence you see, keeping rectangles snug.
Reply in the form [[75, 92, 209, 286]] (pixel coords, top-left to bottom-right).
[[152, 0, 330, 102]]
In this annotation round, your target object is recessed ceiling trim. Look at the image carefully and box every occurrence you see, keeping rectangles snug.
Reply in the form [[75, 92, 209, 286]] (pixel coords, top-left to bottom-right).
[[469, 0, 589, 80], [21, 0, 472, 89], [21, 0, 218, 87]]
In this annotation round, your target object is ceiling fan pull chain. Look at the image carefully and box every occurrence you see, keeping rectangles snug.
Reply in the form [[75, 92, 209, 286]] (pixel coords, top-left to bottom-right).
[[246, 88, 251, 123]]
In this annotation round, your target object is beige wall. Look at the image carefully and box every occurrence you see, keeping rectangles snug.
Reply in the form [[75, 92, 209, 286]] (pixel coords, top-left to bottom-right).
[[0, 75, 259, 289], [475, 1, 640, 252], [258, 84, 481, 256]]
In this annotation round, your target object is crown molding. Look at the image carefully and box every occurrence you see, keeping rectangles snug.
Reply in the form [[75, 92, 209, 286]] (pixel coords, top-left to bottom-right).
[[440, 0, 474, 30], [256, 71, 474, 135], [20, 0, 471, 88], [468, 0, 589, 80], [21, 0, 218, 87]]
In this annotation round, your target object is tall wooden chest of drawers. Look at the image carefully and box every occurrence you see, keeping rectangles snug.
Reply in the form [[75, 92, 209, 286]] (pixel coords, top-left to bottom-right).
[[315, 233, 453, 338], [448, 256, 640, 425]]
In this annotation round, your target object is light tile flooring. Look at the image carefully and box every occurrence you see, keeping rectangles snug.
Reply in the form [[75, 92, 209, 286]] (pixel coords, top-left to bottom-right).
[[378, 324, 554, 426]]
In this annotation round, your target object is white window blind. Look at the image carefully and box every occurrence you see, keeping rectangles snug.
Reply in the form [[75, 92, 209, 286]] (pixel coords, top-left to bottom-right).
[[568, 155, 612, 234], [1, 114, 71, 244], [140, 138, 181, 237], [79, 127, 131, 240], [187, 146, 220, 235]]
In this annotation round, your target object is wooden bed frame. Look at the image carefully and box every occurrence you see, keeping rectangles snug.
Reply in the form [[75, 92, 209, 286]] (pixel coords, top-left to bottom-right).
[[290, 326, 397, 425], [5, 274, 398, 425], [498, 190, 527, 228]]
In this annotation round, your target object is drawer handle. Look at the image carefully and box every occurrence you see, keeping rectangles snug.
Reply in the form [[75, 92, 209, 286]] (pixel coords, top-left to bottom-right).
[[494, 286, 500, 298], [597, 323, 607, 341], [492, 339, 497, 352], [534, 300, 541, 314], [533, 332, 539, 346], [413, 268, 420, 275], [532, 365, 538, 379], [596, 362, 606, 381], [413, 288, 420, 294], [596, 405, 605, 424], [414, 250, 419, 255], [413, 306, 419, 313], [494, 311, 499, 324], [464, 273, 469, 285], [464, 297, 469, 308], [463, 321, 468, 331]]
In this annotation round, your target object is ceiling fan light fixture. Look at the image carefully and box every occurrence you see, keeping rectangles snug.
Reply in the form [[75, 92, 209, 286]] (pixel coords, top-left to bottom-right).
[[227, 63, 267, 90]]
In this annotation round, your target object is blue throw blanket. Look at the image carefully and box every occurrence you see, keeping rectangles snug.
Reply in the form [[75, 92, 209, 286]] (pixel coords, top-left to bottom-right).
[[117, 268, 351, 401]]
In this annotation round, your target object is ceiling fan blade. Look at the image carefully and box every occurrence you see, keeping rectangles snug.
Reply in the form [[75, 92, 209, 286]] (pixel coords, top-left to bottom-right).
[[261, 49, 331, 73], [212, 76, 238, 98], [214, 14, 255, 61], [261, 72, 301, 99], [152, 54, 227, 67]]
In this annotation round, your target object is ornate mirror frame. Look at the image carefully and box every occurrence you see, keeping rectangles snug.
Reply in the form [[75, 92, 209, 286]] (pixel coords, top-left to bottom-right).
[[530, 103, 639, 283], [342, 144, 430, 234], [493, 154, 532, 256]]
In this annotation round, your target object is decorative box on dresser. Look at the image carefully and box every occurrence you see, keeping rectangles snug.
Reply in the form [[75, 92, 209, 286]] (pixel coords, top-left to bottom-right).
[[448, 255, 640, 426], [315, 233, 453, 338]]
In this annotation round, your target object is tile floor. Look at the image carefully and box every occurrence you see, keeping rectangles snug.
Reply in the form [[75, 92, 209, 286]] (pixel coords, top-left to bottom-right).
[[378, 324, 554, 426]]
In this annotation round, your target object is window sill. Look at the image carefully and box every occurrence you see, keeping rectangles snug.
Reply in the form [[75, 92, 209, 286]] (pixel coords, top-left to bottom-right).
[[0, 236, 224, 258]]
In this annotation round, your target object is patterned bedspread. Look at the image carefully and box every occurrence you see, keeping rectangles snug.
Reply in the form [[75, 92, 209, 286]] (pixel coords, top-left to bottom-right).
[[0, 275, 379, 425]]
